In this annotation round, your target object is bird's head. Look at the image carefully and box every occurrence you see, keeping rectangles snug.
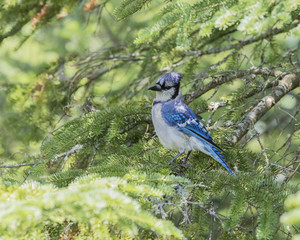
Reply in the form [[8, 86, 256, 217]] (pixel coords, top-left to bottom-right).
[[148, 72, 182, 101]]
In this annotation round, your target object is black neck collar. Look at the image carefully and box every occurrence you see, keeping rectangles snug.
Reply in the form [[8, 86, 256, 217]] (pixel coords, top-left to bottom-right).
[[171, 84, 180, 99]]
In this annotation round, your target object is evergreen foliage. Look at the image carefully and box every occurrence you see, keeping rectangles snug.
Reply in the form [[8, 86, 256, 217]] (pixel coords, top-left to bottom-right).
[[113, 0, 153, 21], [0, 176, 184, 239], [0, 0, 299, 239]]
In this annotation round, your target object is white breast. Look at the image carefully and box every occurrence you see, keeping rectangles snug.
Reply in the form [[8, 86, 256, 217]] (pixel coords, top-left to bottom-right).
[[152, 103, 189, 151]]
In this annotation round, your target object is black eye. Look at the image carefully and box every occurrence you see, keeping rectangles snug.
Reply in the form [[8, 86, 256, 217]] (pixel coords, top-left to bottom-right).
[[159, 82, 173, 90], [163, 86, 172, 90]]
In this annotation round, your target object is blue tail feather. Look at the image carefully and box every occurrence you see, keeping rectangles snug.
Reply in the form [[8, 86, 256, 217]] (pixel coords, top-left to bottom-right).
[[210, 146, 235, 176]]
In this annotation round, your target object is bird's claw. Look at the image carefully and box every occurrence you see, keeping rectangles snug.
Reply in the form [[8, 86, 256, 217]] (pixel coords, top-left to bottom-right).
[[181, 162, 191, 168]]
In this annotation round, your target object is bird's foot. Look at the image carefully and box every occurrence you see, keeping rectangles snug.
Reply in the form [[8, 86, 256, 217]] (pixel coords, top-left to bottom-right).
[[181, 162, 191, 168]]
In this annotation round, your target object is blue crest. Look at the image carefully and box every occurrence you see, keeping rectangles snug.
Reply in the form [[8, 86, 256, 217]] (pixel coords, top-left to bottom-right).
[[156, 72, 182, 86]]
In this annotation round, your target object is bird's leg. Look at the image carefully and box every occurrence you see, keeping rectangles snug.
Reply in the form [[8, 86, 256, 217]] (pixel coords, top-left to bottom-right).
[[168, 150, 184, 165], [183, 151, 192, 165]]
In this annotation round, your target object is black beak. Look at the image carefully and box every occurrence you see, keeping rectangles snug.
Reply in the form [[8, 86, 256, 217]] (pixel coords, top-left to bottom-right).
[[148, 84, 161, 91]]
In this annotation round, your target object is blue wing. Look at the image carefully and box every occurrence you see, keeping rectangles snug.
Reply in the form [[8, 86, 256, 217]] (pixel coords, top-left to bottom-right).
[[162, 103, 222, 151], [162, 102, 234, 175]]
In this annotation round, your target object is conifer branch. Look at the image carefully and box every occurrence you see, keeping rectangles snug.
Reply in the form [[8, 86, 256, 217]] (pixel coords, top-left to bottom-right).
[[184, 67, 285, 104], [231, 72, 300, 143], [186, 20, 300, 58], [0, 21, 27, 44]]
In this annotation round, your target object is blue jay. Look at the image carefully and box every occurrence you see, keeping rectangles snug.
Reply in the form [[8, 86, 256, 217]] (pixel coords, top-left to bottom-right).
[[149, 72, 234, 175]]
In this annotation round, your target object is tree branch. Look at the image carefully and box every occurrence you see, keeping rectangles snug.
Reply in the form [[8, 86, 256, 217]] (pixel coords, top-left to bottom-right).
[[186, 21, 300, 58], [0, 162, 36, 168], [231, 72, 300, 143], [184, 67, 284, 104]]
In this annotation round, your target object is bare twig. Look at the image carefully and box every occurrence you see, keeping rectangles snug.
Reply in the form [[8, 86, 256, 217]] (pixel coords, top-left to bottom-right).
[[88, 142, 100, 167], [256, 134, 270, 169], [164, 202, 192, 224], [23, 162, 40, 182], [56, 144, 83, 172], [0, 162, 36, 168]]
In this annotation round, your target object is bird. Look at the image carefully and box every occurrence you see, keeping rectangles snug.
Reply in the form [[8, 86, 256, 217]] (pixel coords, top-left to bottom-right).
[[148, 72, 234, 175]]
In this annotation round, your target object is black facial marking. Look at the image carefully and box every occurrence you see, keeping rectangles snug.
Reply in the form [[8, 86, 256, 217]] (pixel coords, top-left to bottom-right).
[[163, 85, 173, 90], [158, 82, 179, 91], [159, 82, 172, 90], [171, 83, 180, 99]]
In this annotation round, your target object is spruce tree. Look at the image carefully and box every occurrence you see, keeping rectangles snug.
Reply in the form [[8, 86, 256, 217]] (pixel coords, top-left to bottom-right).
[[0, 0, 299, 239]]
